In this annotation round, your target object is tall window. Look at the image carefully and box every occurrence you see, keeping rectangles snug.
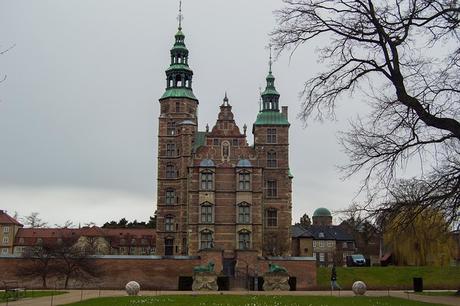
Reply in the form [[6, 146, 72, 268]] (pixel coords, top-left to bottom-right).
[[238, 231, 251, 249], [166, 143, 176, 157], [200, 203, 213, 224], [267, 128, 277, 143], [238, 204, 250, 224], [267, 151, 277, 168], [266, 180, 277, 197], [3, 226, 9, 233], [167, 122, 176, 136], [201, 171, 213, 190], [238, 172, 250, 191], [165, 189, 176, 205], [200, 230, 213, 249], [175, 101, 181, 112], [165, 216, 174, 232], [165, 238, 174, 256], [266, 209, 278, 227], [166, 164, 177, 178]]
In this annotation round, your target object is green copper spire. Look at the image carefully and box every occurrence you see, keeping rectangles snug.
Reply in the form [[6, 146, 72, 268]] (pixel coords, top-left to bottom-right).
[[160, 1, 198, 102], [261, 46, 280, 111], [253, 48, 289, 127]]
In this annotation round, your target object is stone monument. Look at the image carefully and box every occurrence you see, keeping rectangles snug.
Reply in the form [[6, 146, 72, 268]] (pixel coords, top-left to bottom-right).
[[192, 261, 218, 291], [262, 263, 290, 291]]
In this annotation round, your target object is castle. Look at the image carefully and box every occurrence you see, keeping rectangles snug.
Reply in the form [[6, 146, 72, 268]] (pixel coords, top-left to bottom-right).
[[155, 20, 292, 260]]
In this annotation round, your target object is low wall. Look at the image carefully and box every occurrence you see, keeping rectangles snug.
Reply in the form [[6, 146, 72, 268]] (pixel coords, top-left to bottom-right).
[[0, 254, 316, 290]]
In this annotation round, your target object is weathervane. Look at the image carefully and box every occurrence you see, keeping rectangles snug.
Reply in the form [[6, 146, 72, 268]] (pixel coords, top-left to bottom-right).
[[177, 0, 184, 30]]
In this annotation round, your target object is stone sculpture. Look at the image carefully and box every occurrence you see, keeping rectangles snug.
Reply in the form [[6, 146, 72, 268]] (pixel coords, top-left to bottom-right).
[[263, 263, 290, 291], [192, 261, 218, 291], [352, 281, 367, 295], [125, 281, 140, 296]]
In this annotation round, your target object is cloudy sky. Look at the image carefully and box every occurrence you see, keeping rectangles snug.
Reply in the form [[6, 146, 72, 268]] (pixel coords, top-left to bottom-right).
[[0, 0, 367, 226]]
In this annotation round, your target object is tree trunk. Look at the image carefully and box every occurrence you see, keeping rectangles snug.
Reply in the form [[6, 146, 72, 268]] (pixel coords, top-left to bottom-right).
[[42, 275, 47, 289], [64, 274, 70, 289]]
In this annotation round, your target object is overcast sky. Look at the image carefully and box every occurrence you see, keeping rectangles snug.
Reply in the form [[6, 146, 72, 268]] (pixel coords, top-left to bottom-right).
[[0, 0, 367, 227]]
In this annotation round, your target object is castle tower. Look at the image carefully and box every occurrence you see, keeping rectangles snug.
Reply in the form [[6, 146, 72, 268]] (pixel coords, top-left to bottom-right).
[[253, 54, 292, 256], [156, 5, 198, 256]]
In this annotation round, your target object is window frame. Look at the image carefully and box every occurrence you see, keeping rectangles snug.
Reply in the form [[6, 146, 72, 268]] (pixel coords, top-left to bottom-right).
[[166, 163, 177, 179], [237, 203, 251, 224], [267, 128, 277, 143], [166, 143, 176, 157], [164, 216, 174, 232], [167, 121, 176, 136], [200, 203, 213, 224], [238, 230, 251, 250], [267, 150, 277, 168], [165, 189, 176, 205], [200, 171, 214, 190], [265, 209, 278, 227], [238, 171, 251, 191], [265, 180, 277, 197], [200, 230, 213, 250]]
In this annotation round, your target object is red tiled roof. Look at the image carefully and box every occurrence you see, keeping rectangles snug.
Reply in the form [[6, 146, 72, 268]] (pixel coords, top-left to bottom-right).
[[0, 210, 23, 226]]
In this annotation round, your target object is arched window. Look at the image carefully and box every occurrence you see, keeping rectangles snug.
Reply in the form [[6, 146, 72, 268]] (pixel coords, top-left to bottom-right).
[[200, 171, 213, 190], [200, 230, 213, 249], [166, 164, 177, 178], [267, 151, 277, 168], [164, 215, 174, 232], [238, 171, 251, 191], [238, 230, 251, 250], [200, 202, 213, 224], [237, 202, 250, 224], [265, 209, 278, 227], [165, 189, 176, 205]]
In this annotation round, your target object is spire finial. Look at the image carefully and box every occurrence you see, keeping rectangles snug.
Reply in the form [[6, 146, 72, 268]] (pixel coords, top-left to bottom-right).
[[269, 44, 273, 74], [177, 0, 183, 30], [223, 91, 229, 105]]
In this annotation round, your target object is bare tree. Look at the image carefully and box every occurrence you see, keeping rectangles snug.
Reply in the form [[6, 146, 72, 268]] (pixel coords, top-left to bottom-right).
[[55, 220, 74, 228], [19, 242, 57, 288], [272, 0, 460, 223], [22, 212, 48, 228]]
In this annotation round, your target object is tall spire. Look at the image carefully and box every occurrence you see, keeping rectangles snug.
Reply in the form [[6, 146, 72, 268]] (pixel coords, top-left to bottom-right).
[[159, 1, 198, 102], [260, 47, 280, 111], [177, 0, 183, 30]]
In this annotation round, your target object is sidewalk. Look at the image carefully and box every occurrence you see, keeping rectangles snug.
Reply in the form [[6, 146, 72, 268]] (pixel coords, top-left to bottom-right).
[[1, 290, 458, 306]]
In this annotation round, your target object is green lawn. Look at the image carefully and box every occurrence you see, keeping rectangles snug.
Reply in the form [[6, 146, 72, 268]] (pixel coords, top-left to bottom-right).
[[317, 266, 460, 290], [63, 295, 446, 306], [415, 291, 458, 296], [0, 290, 67, 302]]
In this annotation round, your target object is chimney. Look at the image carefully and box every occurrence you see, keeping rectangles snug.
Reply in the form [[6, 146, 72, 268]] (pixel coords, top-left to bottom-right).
[[282, 106, 288, 119]]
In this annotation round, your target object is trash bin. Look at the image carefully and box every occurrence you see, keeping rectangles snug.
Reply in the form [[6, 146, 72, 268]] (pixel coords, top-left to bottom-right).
[[413, 277, 423, 292]]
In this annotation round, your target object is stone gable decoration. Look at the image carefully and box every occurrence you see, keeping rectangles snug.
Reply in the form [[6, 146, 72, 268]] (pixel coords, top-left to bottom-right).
[[263, 263, 290, 291], [192, 261, 218, 291]]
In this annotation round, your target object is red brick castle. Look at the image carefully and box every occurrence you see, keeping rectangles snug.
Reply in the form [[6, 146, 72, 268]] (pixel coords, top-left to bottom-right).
[[155, 20, 292, 259]]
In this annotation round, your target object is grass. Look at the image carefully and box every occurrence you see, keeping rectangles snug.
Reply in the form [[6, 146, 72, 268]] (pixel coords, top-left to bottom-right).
[[63, 295, 447, 306], [0, 290, 67, 302], [317, 266, 460, 290]]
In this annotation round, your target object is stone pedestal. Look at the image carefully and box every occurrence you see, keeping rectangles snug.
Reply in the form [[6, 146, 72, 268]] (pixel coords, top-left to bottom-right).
[[262, 272, 290, 291], [192, 272, 218, 291]]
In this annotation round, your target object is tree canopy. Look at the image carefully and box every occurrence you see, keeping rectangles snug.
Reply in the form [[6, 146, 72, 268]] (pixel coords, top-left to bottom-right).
[[272, 0, 460, 223]]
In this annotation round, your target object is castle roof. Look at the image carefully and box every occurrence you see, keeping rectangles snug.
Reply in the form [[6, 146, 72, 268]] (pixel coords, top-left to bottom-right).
[[0, 210, 23, 226]]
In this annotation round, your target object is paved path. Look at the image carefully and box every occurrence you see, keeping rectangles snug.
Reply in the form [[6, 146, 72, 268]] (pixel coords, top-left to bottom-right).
[[1, 290, 458, 306]]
